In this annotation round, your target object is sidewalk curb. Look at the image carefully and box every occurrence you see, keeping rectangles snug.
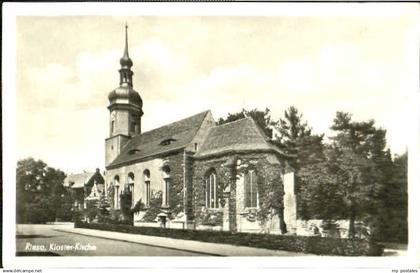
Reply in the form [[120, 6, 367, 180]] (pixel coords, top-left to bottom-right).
[[53, 228, 222, 256]]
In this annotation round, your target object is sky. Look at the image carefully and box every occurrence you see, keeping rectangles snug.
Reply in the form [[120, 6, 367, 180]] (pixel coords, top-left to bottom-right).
[[14, 7, 419, 174]]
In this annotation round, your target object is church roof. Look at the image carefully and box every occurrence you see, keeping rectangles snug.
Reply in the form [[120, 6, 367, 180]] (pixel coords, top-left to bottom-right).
[[107, 110, 210, 168], [64, 172, 95, 188], [194, 117, 286, 159]]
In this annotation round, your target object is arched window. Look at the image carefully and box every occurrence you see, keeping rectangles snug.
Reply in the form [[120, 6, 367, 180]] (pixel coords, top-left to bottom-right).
[[162, 165, 171, 207], [114, 175, 120, 209], [205, 170, 218, 208], [128, 172, 135, 205], [244, 170, 258, 208], [143, 169, 151, 207], [128, 172, 134, 191]]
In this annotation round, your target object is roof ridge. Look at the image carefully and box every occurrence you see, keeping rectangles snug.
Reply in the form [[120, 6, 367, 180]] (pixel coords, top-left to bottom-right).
[[140, 110, 210, 136], [107, 110, 212, 168], [215, 116, 250, 128]]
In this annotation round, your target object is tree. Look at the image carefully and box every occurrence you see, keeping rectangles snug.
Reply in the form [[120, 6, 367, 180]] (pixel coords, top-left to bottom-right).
[[99, 192, 111, 216], [55, 186, 75, 221], [274, 106, 325, 170], [330, 112, 392, 238], [329, 146, 381, 238], [272, 106, 326, 224], [16, 158, 67, 223], [376, 152, 408, 242], [119, 187, 133, 224], [299, 112, 389, 238]]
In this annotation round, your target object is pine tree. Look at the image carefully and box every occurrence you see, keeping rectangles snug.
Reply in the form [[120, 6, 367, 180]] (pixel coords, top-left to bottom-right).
[[274, 106, 324, 171]]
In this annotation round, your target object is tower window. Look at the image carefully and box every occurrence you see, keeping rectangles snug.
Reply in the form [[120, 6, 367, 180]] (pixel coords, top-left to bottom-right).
[[111, 120, 115, 133], [131, 122, 136, 132]]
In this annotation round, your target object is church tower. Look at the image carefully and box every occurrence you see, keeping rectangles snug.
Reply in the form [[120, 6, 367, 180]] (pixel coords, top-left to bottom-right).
[[105, 24, 143, 166]]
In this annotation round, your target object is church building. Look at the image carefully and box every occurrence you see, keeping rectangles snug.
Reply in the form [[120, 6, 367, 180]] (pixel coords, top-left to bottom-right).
[[105, 26, 298, 234]]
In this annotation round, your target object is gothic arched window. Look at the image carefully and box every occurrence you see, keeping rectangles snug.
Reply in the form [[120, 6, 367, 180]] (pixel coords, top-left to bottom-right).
[[244, 170, 258, 208], [205, 170, 218, 208]]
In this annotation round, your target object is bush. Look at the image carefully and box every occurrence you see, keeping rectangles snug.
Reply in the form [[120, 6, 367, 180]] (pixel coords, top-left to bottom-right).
[[131, 199, 145, 214], [196, 208, 223, 226], [74, 222, 384, 256], [97, 209, 123, 224], [120, 189, 132, 222], [141, 191, 162, 222], [26, 207, 52, 223]]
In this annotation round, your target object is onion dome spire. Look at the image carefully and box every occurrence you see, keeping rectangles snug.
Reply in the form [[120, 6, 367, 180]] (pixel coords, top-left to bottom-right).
[[120, 23, 133, 68], [109, 23, 142, 109], [119, 23, 134, 86]]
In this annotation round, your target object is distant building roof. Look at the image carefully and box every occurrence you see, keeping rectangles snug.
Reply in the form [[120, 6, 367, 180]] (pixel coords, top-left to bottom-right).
[[63, 172, 95, 188], [86, 169, 105, 187], [194, 117, 286, 159], [107, 110, 211, 168]]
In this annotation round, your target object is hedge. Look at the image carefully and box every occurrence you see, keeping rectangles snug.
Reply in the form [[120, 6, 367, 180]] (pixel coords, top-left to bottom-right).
[[74, 221, 383, 256]]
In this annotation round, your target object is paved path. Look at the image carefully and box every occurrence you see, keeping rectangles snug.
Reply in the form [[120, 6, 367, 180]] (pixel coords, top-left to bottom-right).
[[52, 224, 310, 256], [16, 224, 205, 256]]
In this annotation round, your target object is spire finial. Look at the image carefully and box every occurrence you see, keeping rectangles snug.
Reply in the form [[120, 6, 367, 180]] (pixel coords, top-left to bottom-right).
[[124, 22, 129, 58]]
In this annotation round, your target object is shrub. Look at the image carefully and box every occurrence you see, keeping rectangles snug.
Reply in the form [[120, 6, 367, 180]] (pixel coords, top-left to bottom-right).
[[120, 189, 133, 223], [75, 222, 384, 256], [26, 207, 51, 223], [141, 191, 162, 222], [196, 208, 223, 226], [132, 199, 145, 214], [97, 209, 123, 224]]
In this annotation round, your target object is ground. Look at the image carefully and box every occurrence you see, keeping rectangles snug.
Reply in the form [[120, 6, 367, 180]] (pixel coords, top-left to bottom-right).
[[16, 224, 204, 256], [15, 224, 405, 257]]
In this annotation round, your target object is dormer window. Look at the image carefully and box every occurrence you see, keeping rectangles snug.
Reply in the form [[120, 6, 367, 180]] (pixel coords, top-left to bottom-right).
[[160, 138, 176, 146], [128, 149, 141, 155]]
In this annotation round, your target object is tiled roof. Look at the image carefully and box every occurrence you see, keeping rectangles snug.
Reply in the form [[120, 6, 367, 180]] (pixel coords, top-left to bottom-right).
[[107, 110, 210, 168], [195, 117, 285, 158], [64, 172, 94, 188], [86, 170, 105, 187]]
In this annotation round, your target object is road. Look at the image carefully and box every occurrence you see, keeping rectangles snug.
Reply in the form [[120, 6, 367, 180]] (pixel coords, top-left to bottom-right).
[[16, 224, 205, 256]]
